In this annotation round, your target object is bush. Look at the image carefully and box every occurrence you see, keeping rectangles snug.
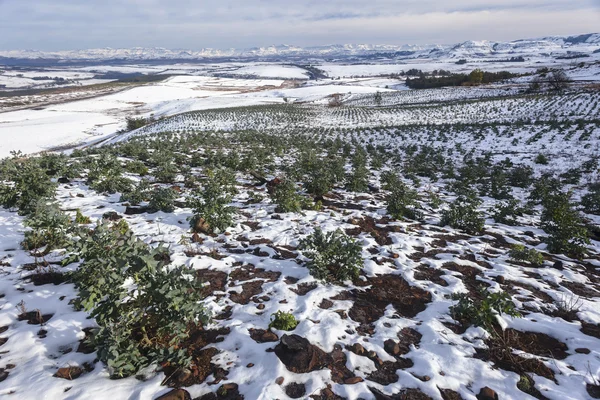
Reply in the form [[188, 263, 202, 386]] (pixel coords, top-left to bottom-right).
[[119, 180, 151, 205], [299, 228, 363, 283], [492, 199, 526, 226], [269, 311, 298, 331], [345, 161, 369, 193], [508, 244, 544, 266], [187, 169, 237, 233], [540, 191, 589, 258], [68, 223, 209, 378], [581, 184, 600, 215], [148, 187, 177, 213], [89, 174, 133, 194], [124, 160, 148, 176], [270, 178, 304, 213], [75, 209, 91, 224], [22, 201, 72, 253], [441, 194, 485, 235], [451, 289, 521, 333], [534, 154, 549, 165], [384, 173, 421, 220], [0, 159, 57, 215]]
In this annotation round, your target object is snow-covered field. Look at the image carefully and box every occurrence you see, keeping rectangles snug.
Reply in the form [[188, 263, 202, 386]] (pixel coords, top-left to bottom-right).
[[0, 59, 600, 400]]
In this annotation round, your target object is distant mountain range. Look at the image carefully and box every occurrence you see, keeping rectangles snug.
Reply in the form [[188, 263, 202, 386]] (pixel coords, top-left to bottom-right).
[[1, 33, 599, 62]]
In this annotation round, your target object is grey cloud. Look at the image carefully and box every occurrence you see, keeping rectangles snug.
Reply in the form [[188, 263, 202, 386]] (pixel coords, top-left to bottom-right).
[[0, 0, 598, 50]]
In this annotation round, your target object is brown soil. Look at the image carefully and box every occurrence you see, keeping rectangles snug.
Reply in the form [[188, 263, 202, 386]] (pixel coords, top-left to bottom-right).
[[348, 275, 431, 333]]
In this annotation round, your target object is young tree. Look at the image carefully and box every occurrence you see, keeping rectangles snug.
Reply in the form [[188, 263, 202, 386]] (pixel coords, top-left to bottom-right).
[[547, 69, 571, 91]]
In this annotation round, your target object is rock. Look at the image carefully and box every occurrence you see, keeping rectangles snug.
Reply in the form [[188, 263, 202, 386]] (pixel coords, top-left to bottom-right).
[[495, 275, 505, 284], [54, 366, 83, 380], [552, 260, 564, 270], [348, 343, 366, 356], [249, 329, 278, 343], [575, 348, 591, 354], [125, 206, 149, 215], [275, 376, 285, 385], [344, 376, 364, 384], [194, 217, 211, 234], [0, 369, 8, 383], [274, 334, 329, 373], [246, 363, 254, 368], [102, 211, 122, 221], [476, 387, 498, 400], [285, 382, 306, 398], [384, 339, 401, 356], [155, 389, 191, 400]]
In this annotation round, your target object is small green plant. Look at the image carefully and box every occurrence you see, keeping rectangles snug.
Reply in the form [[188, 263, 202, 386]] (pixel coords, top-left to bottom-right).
[[119, 180, 150, 205], [441, 194, 485, 235], [299, 228, 363, 283], [67, 223, 209, 378], [75, 209, 91, 224], [385, 174, 421, 221], [270, 178, 303, 213], [148, 187, 177, 213], [540, 191, 589, 258], [581, 184, 600, 215], [124, 160, 148, 176], [492, 199, 526, 226], [534, 153, 549, 165], [21, 200, 72, 253], [451, 289, 521, 333], [508, 244, 544, 266], [0, 158, 57, 215], [187, 169, 237, 233], [268, 311, 298, 331]]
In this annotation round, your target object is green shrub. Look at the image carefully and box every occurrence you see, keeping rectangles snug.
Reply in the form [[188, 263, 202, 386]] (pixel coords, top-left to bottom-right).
[[540, 191, 589, 258], [492, 199, 526, 226], [534, 154, 549, 165], [89, 174, 133, 194], [508, 244, 544, 266], [68, 223, 209, 378], [21, 201, 71, 252], [124, 160, 148, 176], [581, 184, 600, 215], [0, 159, 57, 215], [270, 178, 303, 213], [148, 187, 177, 213], [451, 289, 521, 333], [119, 180, 151, 205], [269, 311, 298, 331], [384, 174, 421, 220], [345, 162, 369, 192], [441, 194, 485, 235], [75, 209, 91, 224], [299, 228, 363, 283], [187, 169, 237, 233]]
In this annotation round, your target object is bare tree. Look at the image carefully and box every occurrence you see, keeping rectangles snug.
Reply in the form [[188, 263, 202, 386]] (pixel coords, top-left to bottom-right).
[[548, 69, 571, 91]]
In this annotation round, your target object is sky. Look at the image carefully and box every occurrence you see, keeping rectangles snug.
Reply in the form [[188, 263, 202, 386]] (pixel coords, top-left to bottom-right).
[[0, 0, 599, 50]]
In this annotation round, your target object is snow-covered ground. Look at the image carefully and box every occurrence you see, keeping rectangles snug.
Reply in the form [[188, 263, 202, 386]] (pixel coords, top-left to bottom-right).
[[0, 58, 600, 400]]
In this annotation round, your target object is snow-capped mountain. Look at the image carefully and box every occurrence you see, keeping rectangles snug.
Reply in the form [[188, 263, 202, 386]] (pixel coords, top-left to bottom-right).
[[1, 33, 598, 61]]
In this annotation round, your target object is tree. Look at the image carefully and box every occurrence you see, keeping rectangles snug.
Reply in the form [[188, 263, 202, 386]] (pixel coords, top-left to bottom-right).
[[374, 91, 382, 106], [469, 69, 484, 85], [548, 69, 571, 91]]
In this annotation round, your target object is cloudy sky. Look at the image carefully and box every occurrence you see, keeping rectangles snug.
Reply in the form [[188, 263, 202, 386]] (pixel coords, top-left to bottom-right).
[[1, 0, 599, 50]]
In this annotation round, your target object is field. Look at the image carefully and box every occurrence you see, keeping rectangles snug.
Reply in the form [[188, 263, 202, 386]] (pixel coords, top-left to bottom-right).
[[0, 60, 599, 400]]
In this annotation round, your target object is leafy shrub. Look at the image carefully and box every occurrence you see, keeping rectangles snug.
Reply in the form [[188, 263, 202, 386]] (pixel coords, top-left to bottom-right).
[[540, 191, 589, 258], [269, 311, 298, 331], [534, 154, 549, 165], [492, 199, 526, 226], [299, 228, 363, 283], [89, 174, 133, 194], [508, 165, 534, 188], [270, 178, 304, 213], [451, 289, 521, 333], [384, 173, 421, 220], [75, 209, 91, 224], [508, 244, 544, 266], [119, 180, 151, 205], [581, 184, 600, 215], [148, 187, 177, 213], [124, 160, 148, 176], [345, 160, 369, 192], [68, 223, 209, 378], [441, 194, 485, 235], [187, 169, 237, 233], [0, 159, 57, 215], [22, 201, 71, 252]]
